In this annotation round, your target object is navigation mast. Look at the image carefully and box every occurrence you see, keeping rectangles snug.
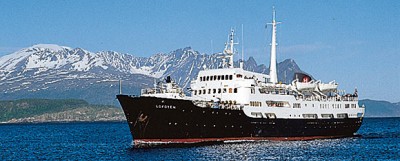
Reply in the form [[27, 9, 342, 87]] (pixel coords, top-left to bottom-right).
[[224, 28, 238, 68], [267, 7, 280, 83]]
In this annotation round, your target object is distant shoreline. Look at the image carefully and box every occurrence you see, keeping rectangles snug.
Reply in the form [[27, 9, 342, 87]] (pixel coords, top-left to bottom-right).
[[2, 117, 399, 125], [0, 120, 127, 125]]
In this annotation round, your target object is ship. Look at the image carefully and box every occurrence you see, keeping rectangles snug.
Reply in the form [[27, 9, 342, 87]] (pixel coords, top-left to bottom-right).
[[117, 9, 365, 148]]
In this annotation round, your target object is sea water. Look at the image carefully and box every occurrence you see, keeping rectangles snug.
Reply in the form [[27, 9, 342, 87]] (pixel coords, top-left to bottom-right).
[[1, 118, 399, 160]]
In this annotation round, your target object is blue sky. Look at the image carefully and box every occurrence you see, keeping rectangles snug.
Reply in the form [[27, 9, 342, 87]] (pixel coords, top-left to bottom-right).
[[0, 0, 399, 102]]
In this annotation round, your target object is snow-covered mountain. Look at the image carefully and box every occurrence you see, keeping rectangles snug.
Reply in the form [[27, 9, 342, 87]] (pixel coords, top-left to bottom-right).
[[0, 44, 305, 104]]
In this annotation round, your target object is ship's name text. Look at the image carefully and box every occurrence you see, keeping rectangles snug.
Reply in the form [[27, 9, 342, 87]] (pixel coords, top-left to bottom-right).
[[156, 105, 176, 109]]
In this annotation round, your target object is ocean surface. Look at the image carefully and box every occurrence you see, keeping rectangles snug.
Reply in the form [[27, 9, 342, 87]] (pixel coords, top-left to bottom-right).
[[1, 118, 399, 160]]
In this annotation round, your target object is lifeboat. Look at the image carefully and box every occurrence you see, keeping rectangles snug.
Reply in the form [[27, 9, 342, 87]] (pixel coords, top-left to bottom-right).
[[318, 81, 338, 92], [293, 79, 317, 91]]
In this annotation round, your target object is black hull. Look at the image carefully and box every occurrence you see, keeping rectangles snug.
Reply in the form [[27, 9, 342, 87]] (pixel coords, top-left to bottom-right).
[[117, 95, 363, 144]]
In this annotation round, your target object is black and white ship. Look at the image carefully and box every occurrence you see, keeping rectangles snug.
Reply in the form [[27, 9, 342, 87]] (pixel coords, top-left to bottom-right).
[[117, 9, 365, 148]]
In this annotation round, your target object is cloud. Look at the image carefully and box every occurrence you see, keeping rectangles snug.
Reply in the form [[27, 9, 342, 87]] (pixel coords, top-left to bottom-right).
[[279, 43, 333, 54]]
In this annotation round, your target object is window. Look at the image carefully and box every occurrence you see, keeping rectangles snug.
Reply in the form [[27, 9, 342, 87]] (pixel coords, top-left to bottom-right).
[[265, 113, 276, 119], [200, 77, 203, 81], [234, 88, 238, 93], [218, 75, 221, 80], [303, 114, 318, 119], [213, 89, 216, 94], [321, 114, 334, 118], [208, 89, 211, 94], [337, 113, 348, 118], [225, 75, 229, 80], [221, 75, 225, 80], [206, 76, 209, 81], [213, 75, 217, 80], [218, 88, 221, 93], [223, 88, 227, 93], [250, 112, 262, 118], [293, 103, 301, 108], [199, 90, 202, 95], [203, 89, 206, 94], [229, 88, 232, 93], [229, 75, 233, 80], [194, 91, 197, 95]]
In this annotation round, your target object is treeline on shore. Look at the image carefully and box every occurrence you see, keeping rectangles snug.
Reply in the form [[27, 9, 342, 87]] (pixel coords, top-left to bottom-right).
[[0, 99, 125, 123]]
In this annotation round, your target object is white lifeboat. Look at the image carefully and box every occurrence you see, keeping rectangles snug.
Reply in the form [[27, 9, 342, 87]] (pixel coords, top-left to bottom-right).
[[318, 81, 338, 92], [295, 81, 317, 91], [293, 76, 317, 91]]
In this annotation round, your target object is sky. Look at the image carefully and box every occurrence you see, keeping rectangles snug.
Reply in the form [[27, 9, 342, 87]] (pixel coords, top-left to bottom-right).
[[0, 0, 399, 102]]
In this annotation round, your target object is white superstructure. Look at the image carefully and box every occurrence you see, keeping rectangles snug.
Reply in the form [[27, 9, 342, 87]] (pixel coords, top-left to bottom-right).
[[141, 8, 365, 121], [188, 9, 364, 120]]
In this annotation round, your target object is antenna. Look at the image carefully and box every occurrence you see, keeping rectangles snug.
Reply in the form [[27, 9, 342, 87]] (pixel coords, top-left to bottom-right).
[[240, 24, 244, 69]]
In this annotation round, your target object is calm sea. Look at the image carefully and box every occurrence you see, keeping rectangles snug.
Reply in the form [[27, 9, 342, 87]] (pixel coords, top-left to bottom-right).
[[1, 118, 399, 160]]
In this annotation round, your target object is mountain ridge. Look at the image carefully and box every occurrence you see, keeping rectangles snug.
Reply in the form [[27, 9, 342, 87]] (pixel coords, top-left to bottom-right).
[[0, 44, 304, 104]]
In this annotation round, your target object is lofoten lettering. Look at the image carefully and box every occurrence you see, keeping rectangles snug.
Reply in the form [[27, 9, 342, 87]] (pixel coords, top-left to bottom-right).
[[155, 105, 176, 109]]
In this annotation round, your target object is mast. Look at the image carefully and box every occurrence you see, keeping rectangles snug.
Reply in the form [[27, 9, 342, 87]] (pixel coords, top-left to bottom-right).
[[267, 7, 280, 83], [224, 28, 238, 68]]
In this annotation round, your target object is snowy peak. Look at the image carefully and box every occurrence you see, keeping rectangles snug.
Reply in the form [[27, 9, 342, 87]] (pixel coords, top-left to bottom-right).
[[0, 45, 207, 80], [30, 44, 72, 52]]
